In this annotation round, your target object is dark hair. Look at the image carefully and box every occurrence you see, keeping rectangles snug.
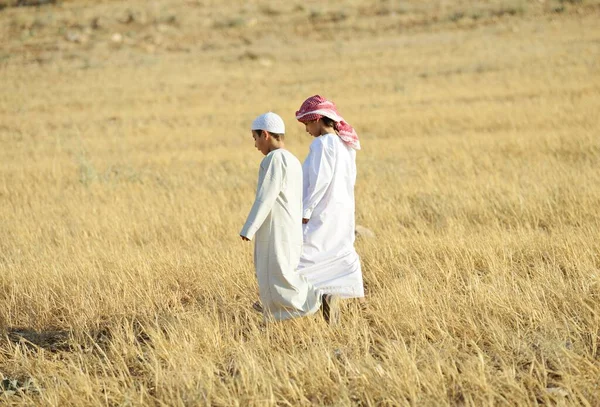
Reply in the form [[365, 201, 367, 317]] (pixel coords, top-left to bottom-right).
[[321, 117, 338, 130], [253, 129, 284, 140]]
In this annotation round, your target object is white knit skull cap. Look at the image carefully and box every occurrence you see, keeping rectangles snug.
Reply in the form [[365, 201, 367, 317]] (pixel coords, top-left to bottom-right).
[[251, 112, 285, 134]]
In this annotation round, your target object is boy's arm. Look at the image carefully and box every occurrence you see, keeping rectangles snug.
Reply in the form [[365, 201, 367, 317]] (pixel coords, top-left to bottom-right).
[[303, 140, 334, 220], [240, 154, 283, 240]]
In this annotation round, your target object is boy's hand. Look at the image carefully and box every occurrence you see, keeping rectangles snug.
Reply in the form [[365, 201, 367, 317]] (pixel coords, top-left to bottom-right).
[[240, 235, 250, 241], [302, 218, 309, 224]]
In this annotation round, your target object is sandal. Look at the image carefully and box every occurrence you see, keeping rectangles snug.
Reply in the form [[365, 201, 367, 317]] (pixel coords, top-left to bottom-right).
[[252, 301, 263, 313]]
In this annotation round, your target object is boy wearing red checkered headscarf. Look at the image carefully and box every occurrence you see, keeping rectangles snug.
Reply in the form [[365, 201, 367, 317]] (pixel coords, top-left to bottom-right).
[[295, 96, 365, 300]]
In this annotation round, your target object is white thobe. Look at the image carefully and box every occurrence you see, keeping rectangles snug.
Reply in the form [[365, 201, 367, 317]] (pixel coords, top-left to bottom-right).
[[240, 149, 321, 321], [298, 133, 365, 298]]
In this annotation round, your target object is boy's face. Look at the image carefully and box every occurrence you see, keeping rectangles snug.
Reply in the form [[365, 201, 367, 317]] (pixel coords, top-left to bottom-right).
[[252, 130, 270, 155], [304, 119, 321, 137]]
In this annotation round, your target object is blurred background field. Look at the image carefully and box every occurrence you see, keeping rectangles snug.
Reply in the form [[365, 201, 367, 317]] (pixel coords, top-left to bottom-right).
[[1, 0, 599, 405]]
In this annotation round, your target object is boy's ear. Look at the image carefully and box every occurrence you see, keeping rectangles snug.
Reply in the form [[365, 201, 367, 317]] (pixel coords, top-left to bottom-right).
[[261, 130, 270, 140]]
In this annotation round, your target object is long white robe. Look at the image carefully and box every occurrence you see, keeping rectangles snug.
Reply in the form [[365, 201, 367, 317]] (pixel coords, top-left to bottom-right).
[[298, 133, 365, 298], [240, 149, 321, 321]]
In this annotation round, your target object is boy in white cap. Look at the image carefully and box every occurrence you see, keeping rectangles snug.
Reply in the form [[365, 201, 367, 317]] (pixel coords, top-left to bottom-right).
[[240, 112, 339, 323]]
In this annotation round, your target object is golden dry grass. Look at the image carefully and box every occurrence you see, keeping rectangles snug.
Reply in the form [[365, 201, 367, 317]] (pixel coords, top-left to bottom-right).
[[1, 0, 600, 405]]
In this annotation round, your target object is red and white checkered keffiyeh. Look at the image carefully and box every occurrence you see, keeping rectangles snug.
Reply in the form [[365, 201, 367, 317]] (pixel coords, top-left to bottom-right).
[[295, 95, 361, 150]]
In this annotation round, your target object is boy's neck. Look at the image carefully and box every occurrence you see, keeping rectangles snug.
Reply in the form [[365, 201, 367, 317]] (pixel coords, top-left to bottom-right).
[[268, 140, 285, 153], [320, 125, 336, 136]]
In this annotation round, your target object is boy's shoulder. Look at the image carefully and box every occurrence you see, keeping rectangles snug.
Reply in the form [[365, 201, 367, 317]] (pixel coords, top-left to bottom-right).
[[262, 149, 300, 167], [310, 133, 338, 151]]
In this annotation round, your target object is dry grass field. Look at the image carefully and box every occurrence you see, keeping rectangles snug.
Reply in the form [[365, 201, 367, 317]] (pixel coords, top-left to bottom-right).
[[1, 0, 600, 405]]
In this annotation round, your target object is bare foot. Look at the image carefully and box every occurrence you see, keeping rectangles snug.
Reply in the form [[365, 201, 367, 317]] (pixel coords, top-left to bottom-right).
[[321, 294, 340, 325]]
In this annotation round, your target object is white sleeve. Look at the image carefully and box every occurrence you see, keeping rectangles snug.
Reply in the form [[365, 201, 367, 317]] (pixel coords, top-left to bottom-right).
[[240, 154, 283, 240], [303, 139, 334, 219]]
